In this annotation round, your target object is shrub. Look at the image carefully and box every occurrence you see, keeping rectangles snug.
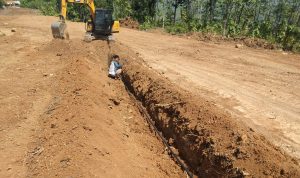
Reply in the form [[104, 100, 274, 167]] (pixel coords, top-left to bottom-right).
[[165, 23, 189, 34], [0, 0, 5, 8], [139, 16, 155, 31]]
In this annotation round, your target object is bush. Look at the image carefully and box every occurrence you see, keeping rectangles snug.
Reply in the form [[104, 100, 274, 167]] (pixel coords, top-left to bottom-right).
[[139, 16, 155, 30], [139, 21, 154, 30], [21, 0, 59, 16], [21, 0, 43, 9], [165, 23, 189, 34], [0, 0, 5, 8]]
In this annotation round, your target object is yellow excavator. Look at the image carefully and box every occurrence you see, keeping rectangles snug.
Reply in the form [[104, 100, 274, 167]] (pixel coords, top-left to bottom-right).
[[51, 0, 120, 41]]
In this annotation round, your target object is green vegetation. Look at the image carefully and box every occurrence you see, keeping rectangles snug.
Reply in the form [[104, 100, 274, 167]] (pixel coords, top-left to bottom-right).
[[155, 0, 300, 52], [0, 0, 5, 8], [21, 0, 59, 16], [20, 0, 300, 52]]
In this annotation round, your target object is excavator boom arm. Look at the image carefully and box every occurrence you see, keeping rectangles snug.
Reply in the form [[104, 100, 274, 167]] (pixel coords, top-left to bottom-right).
[[61, 0, 96, 20]]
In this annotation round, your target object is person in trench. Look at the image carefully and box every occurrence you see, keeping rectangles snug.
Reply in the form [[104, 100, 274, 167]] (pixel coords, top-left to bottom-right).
[[108, 54, 123, 79]]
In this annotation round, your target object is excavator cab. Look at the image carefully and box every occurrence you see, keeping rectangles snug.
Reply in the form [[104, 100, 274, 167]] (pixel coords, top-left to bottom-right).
[[94, 9, 113, 36], [84, 8, 119, 41]]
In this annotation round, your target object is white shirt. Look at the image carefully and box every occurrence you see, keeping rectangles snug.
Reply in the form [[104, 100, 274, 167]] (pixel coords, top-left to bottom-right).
[[109, 61, 117, 76]]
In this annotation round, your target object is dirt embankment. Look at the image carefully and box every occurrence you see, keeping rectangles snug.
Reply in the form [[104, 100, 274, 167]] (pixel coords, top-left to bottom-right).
[[114, 43, 300, 177], [184, 32, 278, 50]]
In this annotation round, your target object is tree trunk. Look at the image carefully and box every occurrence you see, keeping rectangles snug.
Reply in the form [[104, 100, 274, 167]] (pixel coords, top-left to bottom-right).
[[223, 1, 233, 36], [209, 0, 217, 22], [237, 4, 245, 26], [174, 5, 177, 24]]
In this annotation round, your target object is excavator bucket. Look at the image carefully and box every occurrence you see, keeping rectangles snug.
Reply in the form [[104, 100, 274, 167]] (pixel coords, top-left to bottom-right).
[[51, 21, 68, 39]]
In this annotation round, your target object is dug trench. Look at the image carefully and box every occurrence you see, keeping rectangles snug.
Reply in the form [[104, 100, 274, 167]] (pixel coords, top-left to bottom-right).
[[113, 43, 300, 177]]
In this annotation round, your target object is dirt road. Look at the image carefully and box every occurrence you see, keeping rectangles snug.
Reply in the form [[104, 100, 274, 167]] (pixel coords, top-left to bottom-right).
[[0, 9, 183, 177], [116, 28, 300, 160]]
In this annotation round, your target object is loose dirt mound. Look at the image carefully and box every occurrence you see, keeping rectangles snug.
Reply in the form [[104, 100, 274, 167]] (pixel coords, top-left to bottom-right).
[[114, 43, 300, 177], [186, 32, 278, 50], [120, 17, 139, 29]]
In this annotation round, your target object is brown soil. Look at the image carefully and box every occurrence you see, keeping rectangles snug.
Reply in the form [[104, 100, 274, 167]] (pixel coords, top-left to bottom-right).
[[119, 17, 139, 29]]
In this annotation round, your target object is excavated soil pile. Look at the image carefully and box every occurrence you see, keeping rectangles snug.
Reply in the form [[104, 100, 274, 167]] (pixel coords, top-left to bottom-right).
[[115, 44, 300, 177], [119, 17, 139, 29], [186, 32, 277, 50]]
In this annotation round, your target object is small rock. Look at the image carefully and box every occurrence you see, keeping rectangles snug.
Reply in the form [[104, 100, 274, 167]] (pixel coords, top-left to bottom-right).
[[280, 169, 285, 175], [11, 28, 16, 32], [109, 98, 120, 106], [56, 53, 62, 56], [0, 31, 5, 37], [235, 44, 243, 48], [266, 112, 276, 120], [83, 126, 92, 131], [168, 138, 174, 145], [60, 158, 71, 168], [237, 134, 248, 143], [30, 146, 44, 156], [170, 146, 179, 155], [50, 124, 56, 128], [242, 170, 250, 176]]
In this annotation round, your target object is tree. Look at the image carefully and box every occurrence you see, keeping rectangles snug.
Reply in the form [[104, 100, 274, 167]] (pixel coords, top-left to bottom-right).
[[0, 0, 5, 8]]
